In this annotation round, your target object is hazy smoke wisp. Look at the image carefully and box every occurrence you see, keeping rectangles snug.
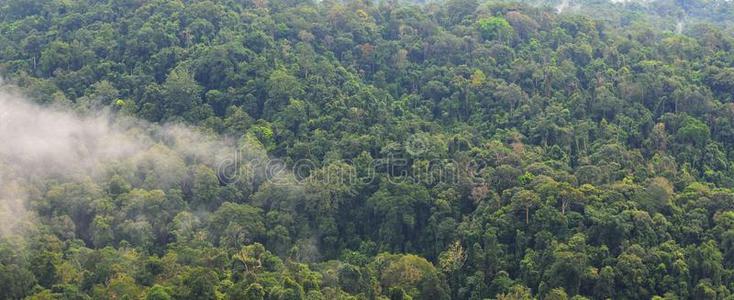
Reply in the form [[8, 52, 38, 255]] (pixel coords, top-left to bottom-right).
[[0, 89, 250, 238]]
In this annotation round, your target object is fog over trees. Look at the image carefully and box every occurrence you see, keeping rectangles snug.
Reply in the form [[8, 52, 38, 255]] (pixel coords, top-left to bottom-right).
[[2, 0, 734, 299]]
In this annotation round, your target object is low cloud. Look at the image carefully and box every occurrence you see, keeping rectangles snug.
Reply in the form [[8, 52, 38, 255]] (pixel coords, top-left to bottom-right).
[[0, 86, 260, 238]]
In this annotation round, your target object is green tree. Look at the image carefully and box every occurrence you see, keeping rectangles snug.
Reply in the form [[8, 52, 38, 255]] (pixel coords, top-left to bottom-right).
[[477, 17, 514, 43]]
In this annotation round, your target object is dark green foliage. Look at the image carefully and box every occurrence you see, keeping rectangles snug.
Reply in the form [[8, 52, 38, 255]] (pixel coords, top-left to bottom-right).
[[3, 0, 734, 299]]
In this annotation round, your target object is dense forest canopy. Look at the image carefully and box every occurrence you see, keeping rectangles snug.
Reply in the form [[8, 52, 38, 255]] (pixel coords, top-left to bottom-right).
[[2, 0, 734, 299]]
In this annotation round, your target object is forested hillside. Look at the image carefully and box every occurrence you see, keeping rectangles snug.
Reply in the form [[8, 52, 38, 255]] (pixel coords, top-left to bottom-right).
[[2, 0, 734, 299]]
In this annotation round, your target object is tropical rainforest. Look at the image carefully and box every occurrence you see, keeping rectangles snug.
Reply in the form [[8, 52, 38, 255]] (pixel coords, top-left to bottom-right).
[[2, 0, 734, 299]]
